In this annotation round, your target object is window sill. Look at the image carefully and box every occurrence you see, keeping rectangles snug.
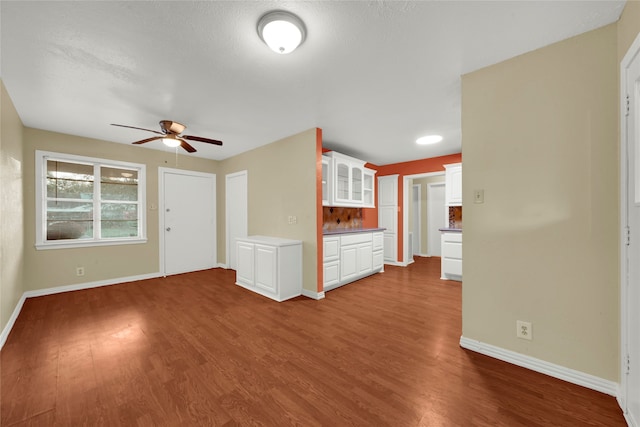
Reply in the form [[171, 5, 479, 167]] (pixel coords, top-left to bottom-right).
[[35, 237, 147, 250]]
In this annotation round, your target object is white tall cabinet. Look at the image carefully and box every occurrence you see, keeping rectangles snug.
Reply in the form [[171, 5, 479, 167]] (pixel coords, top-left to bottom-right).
[[236, 236, 302, 302], [378, 175, 398, 263]]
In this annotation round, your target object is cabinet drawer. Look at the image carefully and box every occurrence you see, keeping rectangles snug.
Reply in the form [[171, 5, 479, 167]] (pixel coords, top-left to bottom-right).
[[323, 237, 340, 262], [372, 232, 383, 251], [442, 232, 462, 243], [341, 232, 372, 246], [442, 242, 462, 259], [442, 258, 462, 276], [372, 250, 384, 270], [323, 261, 340, 287]]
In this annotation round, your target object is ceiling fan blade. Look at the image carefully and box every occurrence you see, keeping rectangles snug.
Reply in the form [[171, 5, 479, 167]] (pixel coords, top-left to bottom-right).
[[132, 136, 163, 145], [179, 139, 197, 153], [183, 135, 223, 146], [111, 123, 164, 135]]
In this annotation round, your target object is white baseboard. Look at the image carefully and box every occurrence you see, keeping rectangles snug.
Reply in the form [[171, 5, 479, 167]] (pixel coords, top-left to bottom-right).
[[459, 336, 618, 396], [302, 289, 325, 300], [23, 272, 162, 299], [0, 294, 27, 349], [384, 261, 406, 267], [1, 272, 162, 351]]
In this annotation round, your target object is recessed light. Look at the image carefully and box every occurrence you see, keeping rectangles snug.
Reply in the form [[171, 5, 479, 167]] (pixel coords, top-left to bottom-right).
[[416, 135, 443, 145]]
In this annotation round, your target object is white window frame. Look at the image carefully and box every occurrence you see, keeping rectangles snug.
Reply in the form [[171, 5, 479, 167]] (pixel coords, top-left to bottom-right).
[[35, 150, 147, 250]]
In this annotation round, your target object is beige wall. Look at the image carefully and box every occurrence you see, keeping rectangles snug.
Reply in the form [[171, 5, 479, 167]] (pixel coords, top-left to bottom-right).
[[23, 128, 219, 291], [462, 23, 619, 380], [618, 0, 640, 62], [218, 129, 318, 292], [1, 81, 25, 332]]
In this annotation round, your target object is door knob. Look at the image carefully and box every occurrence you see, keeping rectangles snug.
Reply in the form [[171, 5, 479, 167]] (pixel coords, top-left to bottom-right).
[[166, 227, 171, 232]]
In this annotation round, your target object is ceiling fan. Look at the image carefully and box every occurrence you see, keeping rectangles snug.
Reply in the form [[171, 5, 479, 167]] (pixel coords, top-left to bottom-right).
[[111, 120, 223, 153]]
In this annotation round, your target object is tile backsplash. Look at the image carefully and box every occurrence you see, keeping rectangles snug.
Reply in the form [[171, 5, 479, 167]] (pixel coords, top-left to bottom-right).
[[323, 207, 362, 231], [449, 206, 462, 229]]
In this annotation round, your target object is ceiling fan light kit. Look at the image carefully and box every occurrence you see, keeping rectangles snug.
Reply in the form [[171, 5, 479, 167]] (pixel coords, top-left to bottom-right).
[[161, 136, 181, 148], [257, 11, 306, 54], [111, 120, 223, 153]]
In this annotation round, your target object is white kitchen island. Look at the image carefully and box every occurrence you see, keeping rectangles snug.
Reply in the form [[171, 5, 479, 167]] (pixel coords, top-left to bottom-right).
[[236, 236, 302, 302]]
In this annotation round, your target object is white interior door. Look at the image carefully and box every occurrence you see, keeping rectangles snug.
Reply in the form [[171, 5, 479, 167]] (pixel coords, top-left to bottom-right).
[[428, 183, 446, 257], [160, 169, 216, 276], [226, 171, 248, 270], [412, 184, 421, 256], [623, 34, 640, 426]]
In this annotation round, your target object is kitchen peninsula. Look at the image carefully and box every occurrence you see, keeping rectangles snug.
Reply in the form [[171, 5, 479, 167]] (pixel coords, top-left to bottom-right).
[[323, 227, 385, 291]]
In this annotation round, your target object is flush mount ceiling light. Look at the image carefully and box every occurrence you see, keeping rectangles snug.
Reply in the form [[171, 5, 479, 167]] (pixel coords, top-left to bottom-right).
[[416, 135, 443, 145], [257, 11, 306, 54]]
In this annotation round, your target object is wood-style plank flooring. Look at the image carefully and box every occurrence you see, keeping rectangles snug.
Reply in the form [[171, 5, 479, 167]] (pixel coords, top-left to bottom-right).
[[1, 257, 625, 426]]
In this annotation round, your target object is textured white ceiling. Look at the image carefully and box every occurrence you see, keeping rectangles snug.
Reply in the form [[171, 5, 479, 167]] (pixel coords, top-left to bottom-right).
[[0, 1, 626, 166]]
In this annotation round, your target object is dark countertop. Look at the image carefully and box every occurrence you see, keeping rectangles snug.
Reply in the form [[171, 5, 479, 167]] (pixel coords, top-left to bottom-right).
[[439, 228, 463, 233], [323, 227, 386, 236]]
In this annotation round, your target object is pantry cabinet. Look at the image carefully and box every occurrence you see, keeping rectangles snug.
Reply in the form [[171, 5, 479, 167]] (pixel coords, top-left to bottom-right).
[[236, 236, 302, 302]]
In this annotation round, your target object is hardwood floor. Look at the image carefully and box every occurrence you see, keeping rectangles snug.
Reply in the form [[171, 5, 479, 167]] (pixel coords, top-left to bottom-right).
[[1, 257, 625, 426]]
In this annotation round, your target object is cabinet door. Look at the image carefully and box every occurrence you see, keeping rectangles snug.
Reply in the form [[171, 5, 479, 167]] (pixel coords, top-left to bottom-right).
[[340, 245, 359, 282], [254, 244, 278, 294], [323, 261, 340, 288], [236, 241, 255, 287], [445, 164, 462, 206], [351, 165, 363, 203], [363, 169, 376, 207], [322, 156, 331, 206], [373, 250, 384, 270], [334, 160, 351, 203], [357, 243, 372, 275]]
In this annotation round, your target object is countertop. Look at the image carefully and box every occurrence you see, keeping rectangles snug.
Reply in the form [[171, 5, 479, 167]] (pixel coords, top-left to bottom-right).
[[323, 227, 386, 236], [236, 235, 303, 246], [439, 228, 463, 233]]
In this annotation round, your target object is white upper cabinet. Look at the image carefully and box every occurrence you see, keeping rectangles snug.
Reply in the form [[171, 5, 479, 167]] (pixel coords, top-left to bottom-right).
[[363, 168, 376, 207], [445, 163, 462, 206], [322, 156, 330, 205], [324, 151, 376, 207]]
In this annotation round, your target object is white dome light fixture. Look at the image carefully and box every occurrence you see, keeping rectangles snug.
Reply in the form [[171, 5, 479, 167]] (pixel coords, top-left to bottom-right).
[[162, 136, 181, 148], [416, 135, 443, 145], [257, 11, 306, 54]]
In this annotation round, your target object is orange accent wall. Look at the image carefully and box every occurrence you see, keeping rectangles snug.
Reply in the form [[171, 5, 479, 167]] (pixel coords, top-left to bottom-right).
[[316, 129, 324, 293], [375, 153, 462, 262]]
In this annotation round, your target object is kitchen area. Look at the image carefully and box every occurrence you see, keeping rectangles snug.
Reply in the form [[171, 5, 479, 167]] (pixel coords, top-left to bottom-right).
[[440, 163, 463, 281], [321, 151, 385, 292]]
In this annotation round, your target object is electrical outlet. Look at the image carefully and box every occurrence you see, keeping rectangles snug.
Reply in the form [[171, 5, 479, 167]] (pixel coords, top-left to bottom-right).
[[287, 215, 297, 225], [516, 320, 532, 340], [76, 267, 85, 277]]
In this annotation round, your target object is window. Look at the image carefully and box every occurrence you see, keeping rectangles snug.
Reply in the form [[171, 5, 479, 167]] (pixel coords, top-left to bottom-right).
[[36, 151, 146, 249]]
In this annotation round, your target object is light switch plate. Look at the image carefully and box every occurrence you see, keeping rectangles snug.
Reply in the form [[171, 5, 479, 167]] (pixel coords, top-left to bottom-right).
[[474, 189, 484, 204]]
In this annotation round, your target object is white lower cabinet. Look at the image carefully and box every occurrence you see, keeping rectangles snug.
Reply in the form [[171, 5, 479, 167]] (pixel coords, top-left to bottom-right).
[[323, 230, 384, 292], [235, 236, 302, 302], [441, 232, 462, 281]]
